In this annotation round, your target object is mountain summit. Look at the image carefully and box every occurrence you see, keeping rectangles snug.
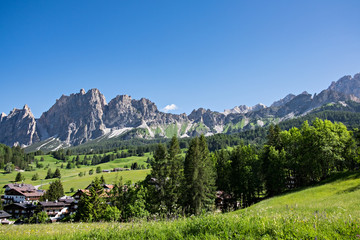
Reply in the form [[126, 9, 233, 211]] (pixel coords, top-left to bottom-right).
[[1, 73, 360, 151]]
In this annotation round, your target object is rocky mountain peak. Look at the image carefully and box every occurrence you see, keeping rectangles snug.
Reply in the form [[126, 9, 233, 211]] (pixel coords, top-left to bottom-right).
[[3, 72, 360, 151], [37, 88, 107, 145], [0, 105, 39, 146], [0, 112, 6, 122], [224, 103, 267, 115], [271, 94, 296, 108], [327, 73, 360, 98]]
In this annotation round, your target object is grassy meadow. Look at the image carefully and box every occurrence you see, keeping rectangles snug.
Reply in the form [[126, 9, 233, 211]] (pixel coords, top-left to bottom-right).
[[0, 152, 151, 193], [1, 171, 359, 239]]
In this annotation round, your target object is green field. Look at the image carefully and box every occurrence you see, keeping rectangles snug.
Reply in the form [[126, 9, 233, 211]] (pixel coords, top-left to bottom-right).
[[1, 171, 359, 239], [0, 153, 151, 193]]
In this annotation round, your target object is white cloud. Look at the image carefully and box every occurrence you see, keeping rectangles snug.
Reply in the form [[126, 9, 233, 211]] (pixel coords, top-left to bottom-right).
[[162, 104, 178, 112]]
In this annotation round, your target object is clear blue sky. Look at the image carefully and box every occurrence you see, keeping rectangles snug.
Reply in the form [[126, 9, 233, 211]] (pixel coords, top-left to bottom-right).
[[1, 0, 359, 118]]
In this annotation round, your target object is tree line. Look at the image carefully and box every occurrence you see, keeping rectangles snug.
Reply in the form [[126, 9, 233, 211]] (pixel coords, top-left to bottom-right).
[[71, 118, 360, 222]]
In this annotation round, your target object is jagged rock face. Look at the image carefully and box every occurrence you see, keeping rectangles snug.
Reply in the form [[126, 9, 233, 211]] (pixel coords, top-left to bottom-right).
[[224, 104, 267, 115], [328, 73, 360, 98], [104, 95, 160, 128], [103, 95, 189, 128], [189, 108, 226, 128], [271, 94, 296, 108], [2, 72, 360, 151], [0, 105, 39, 146], [37, 89, 107, 145], [312, 89, 360, 107]]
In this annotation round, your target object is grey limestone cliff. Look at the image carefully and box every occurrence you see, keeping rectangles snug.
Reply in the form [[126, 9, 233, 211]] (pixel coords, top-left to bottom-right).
[[0, 105, 39, 146]]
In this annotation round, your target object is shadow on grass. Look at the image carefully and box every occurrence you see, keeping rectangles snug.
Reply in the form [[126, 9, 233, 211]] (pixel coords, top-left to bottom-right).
[[262, 171, 360, 201]]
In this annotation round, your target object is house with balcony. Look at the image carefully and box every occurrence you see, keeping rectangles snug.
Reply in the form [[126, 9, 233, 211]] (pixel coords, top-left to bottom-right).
[[2, 183, 45, 204]]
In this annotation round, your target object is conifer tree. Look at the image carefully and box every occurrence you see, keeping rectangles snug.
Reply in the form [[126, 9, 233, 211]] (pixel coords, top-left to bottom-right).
[[15, 172, 25, 182], [53, 168, 61, 178], [166, 136, 184, 214], [183, 135, 216, 215], [148, 143, 168, 214], [42, 179, 64, 201], [45, 168, 53, 179]]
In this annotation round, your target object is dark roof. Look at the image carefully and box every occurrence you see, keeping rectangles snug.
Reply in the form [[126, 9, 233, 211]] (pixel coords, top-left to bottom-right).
[[85, 183, 114, 190], [58, 198, 75, 204], [4, 203, 36, 210], [38, 201, 65, 207], [0, 210, 11, 219]]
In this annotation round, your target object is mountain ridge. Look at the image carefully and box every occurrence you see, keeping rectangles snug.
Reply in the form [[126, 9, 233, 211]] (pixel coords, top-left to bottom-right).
[[1, 73, 360, 151]]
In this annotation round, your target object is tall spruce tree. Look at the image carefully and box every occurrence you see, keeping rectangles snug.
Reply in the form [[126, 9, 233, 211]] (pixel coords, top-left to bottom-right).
[[15, 172, 25, 182], [42, 179, 64, 201], [148, 143, 169, 214], [183, 135, 216, 215], [147, 136, 184, 216], [166, 136, 184, 214]]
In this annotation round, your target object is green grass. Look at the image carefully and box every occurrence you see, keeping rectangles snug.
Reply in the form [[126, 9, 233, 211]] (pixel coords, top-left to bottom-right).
[[180, 123, 188, 135], [0, 153, 151, 193], [1, 171, 360, 239], [164, 124, 178, 138]]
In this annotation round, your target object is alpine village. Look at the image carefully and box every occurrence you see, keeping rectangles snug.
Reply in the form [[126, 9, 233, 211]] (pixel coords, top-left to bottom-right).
[[0, 73, 359, 238], [1, 1, 360, 239]]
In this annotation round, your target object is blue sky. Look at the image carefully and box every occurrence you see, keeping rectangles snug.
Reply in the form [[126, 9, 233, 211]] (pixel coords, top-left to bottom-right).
[[1, 0, 360, 118]]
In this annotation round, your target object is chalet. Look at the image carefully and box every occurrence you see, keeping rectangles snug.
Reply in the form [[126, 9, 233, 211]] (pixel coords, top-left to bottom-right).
[[58, 196, 76, 213], [72, 186, 112, 210], [38, 200, 71, 222], [3, 202, 36, 219], [112, 167, 129, 172], [85, 183, 114, 191], [0, 210, 12, 224], [3, 183, 45, 204]]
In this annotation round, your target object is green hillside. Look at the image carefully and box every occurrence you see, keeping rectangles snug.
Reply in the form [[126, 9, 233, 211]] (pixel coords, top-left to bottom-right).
[[1, 171, 359, 239], [0, 153, 150, 193]]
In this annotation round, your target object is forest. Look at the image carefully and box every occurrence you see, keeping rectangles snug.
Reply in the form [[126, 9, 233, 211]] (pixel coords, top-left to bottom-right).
[[1, 117, 360, 223], [66, 118, 360, 222]]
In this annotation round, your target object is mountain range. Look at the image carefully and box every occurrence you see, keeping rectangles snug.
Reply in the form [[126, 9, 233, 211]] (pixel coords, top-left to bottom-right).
[[1, 73, 360, 152]]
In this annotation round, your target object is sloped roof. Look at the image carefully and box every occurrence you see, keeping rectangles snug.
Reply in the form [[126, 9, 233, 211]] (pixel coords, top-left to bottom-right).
[[0, 210, 11, 219], [4, 183, 36, 191]]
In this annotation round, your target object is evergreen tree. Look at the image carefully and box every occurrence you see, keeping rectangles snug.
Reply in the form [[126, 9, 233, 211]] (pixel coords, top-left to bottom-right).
[[53, 168, 61, 178], [147, 136, 184, 216], [166, 136, 184, 214], [45, 168, 53, 179], [100, 175, 106, 184], [183, 136, 216, 215], [31, 173, 39, 181], [42, 179, 64, 201], [76, 177, 107, 222], [148, 143, 168, 214], [267, 124, 282, 150], [15, 172, 25, 182], [214, 149, 231, 192]]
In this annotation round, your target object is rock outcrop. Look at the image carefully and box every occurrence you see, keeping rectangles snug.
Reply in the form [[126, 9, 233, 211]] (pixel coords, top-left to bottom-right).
[[0, 105, 39, 146], [37, 89, 107, 145], [1, 72, 360, 150], [328, 73, 360, 98]]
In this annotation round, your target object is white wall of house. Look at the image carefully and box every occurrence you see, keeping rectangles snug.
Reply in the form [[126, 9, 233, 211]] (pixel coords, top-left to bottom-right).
[[4, 194, 25, 203]]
